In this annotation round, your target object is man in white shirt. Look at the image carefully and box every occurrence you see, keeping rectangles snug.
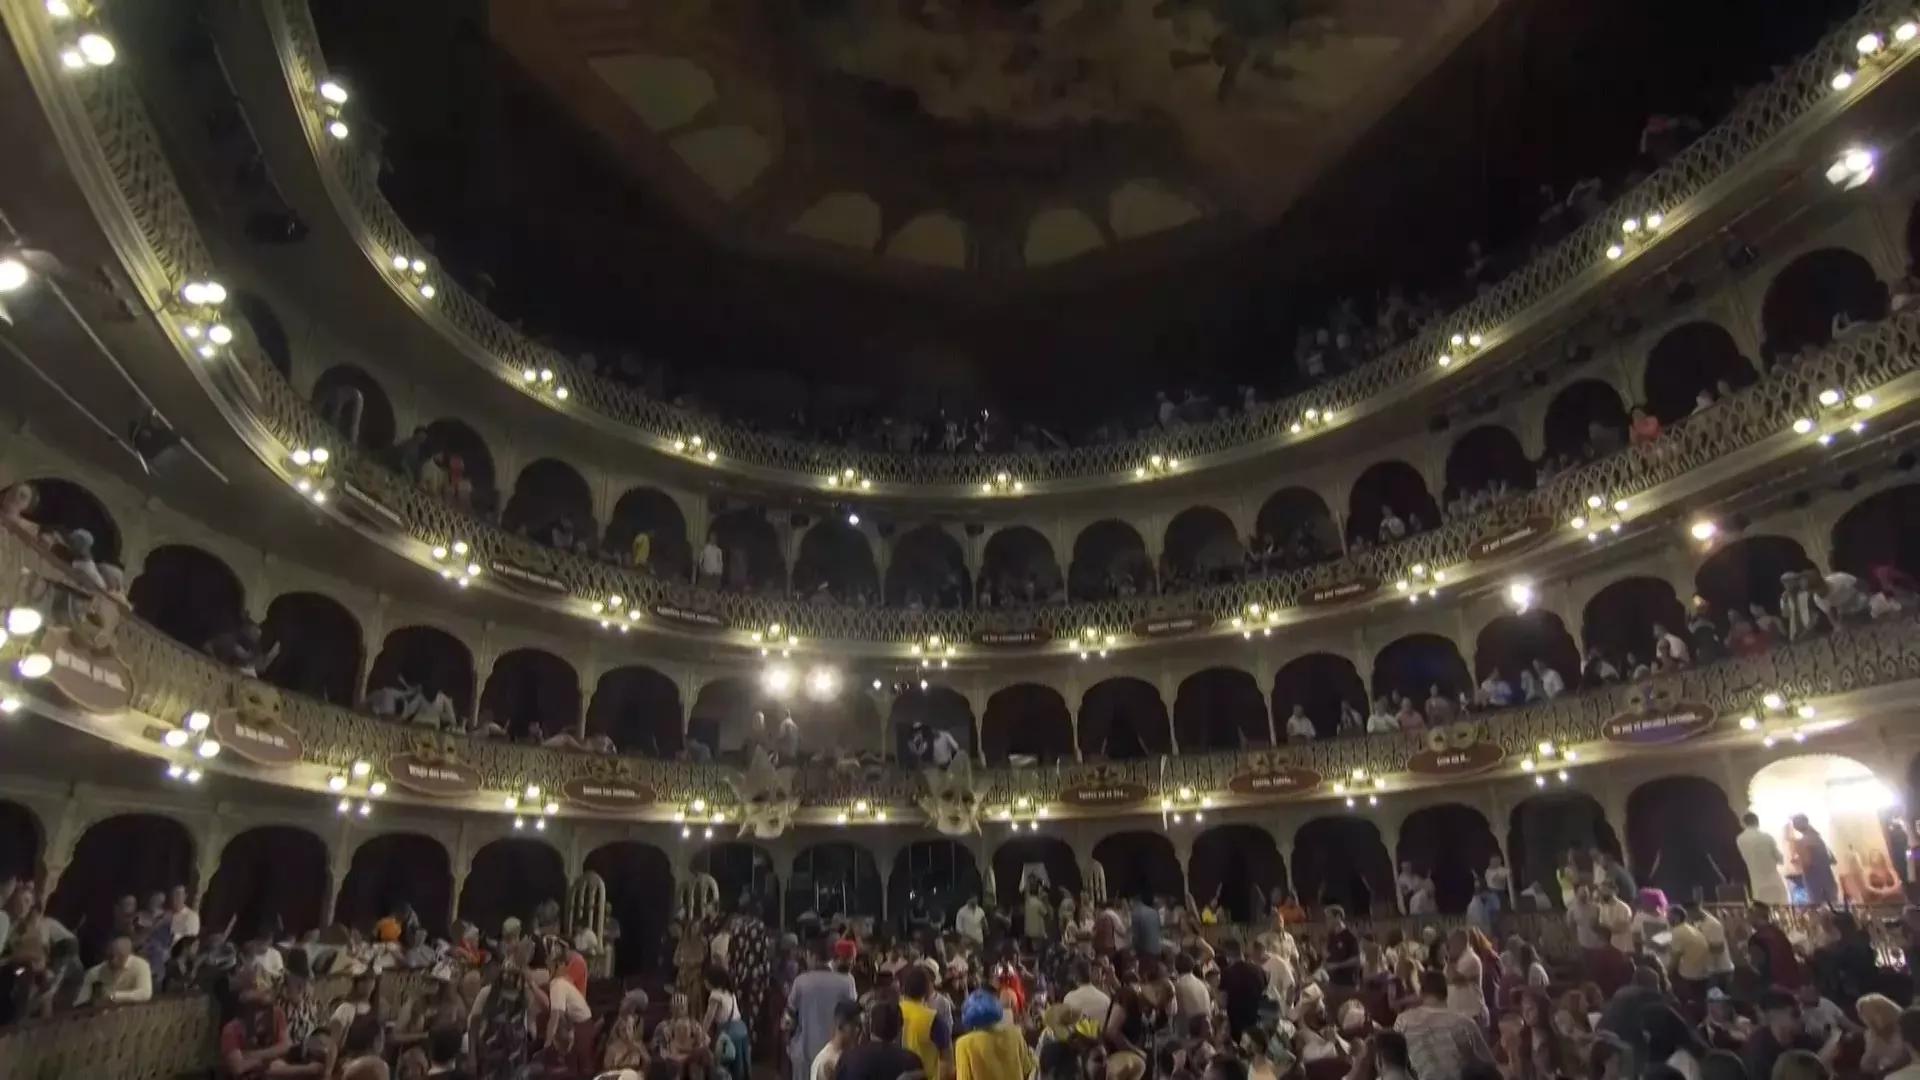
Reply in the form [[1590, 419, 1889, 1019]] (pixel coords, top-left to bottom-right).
[[166, 885, 201, 940], [699, 537, 724, 586], [810, 1000, 864, 1080], [955, 897, 985, 947], [244, 934, 285, 981], [928, 728, 961, 769], [75, 936, 152, 1005], [1172, 952, 1212, 1020], [1737, 812, 1792, 905], [1535, 660, 1567, 699], [1815, 571, 1869, 624], [774, 713, 801, 763], [1595, 882, 1636, 953], [1285, 706, 1317, 741], [1063, 959, 1111, 1026]]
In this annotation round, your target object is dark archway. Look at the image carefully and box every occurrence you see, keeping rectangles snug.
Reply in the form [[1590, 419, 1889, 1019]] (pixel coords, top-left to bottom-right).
[[1694, 536, 1817, 618], [1348, 460, 1440, 544], [1078, 677, 1172, 761], [1173, 667, 1270, 751], [1190, 825, 1284, 921], [695, 841, 780, 920], [887, 525, 970, 608], [583, 841, 674, 976], [1370, 634, 1471, 703], [231, 289, 292, 377], [335, 833, 453, 937], [478, 647, 582, 739], [1162, 505, 1242, 585], [606, 487, 691, 579], [365, 625, 476, 719], [459, 837, 568, 933], [1542, 380, 1630, 461], [790, 689, 884, 758], [502, 458, 596, 543], [980, 526, 1062, 602], [1254, 487, 1340, 560], [1291, 817, 1394, 915], [1092, 831, 1184, 903], [0, 800, 44, 888], [201, 826, 330, 939], [787, 843, 884, 927], [707, 507, 786, 593], [888, 841, 980, 933], [1068, 519, 1151, 601], [1624, 776, 1742, 904], [421, 419, 498, 515], [1472, 611, 1581, 687], [1643, 322, 1756, 423], [1398, 805, 1500, 913], [1444, 427, 1534, 502], [311, 364, 397, 452], [1507, 793, 1621, 903], [585, 665, 684, 757], [1831, 485, 1920, 583], [1760, 247, 1889, 358], [49, 814, 195, 964], [980, 683, 1074, 764], [887, 685, 976, 764], [793, 520, 879, 602], [689, 676, 778, 759], [129, 544, 246, 650], [259, 592, 364, 706], [1270, 653, 1368, 738], [15, 477, 122, 565], [1582, 576, 1687, 668], [992, 837, 1081, 911]]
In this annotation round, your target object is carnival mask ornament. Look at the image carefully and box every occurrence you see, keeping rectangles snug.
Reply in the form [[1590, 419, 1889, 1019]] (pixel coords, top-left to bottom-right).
[[231, 680, 283, 726], [916, 757, 985, 837], [1625, 679, 1674, 716], [725, 752, 797, 839]]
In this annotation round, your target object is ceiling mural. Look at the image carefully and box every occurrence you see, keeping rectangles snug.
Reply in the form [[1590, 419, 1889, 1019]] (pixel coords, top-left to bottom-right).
[[490, 0, 1492, 272]]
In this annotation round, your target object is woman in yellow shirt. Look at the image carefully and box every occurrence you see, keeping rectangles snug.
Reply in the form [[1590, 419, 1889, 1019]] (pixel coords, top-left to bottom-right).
[[955, 989, 1034, 1080]]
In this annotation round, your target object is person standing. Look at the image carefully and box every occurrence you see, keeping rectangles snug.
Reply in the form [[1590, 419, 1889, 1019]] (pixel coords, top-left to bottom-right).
[[1739, 812, 1792, 905], [1791, 815, 1839, 905], [835, 1000, 923, 1080], [788, 942, 858, 1080], [1443, 929, 1486, 1025], [955, 896, 986, 950], [1393, 970, 1493, 1080], [897, 965, 951, 1080], [810, 1000, 863, 1080]]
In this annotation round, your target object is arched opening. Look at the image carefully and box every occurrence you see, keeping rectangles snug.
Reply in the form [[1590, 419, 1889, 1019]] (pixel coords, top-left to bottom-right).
[[980, 526, 1063, 604], [1068, 519, 1151, 601], [1581, 576, 1687, 670], [991, 837, 1081, 911], [1472, 611, 1580, 693], [1370, 634, 1471, 704], [1253, 487, 1340, 566], [888, 841, 981, 934], [1506, 793, 1621, 906], [418, 419, 498, 515], [1760, 247, 1889, 358], [49, 814, 195, 963], [793, 520, 879, 604], [583, 841, 674, 975], [707, 507, 786, 593], [689, 676, 778, 761], [1624, 776, 1742, 904], [606, 486, 691, 579], [364, 625, 476, 720], [502, 458, 596, 547], [1831, 485, 1920, 583], [790, 689, 884, 759], [1173, 667, 1270, 751], [1443, 427, 1534, 511], [1078, 677, 1172, 761], [787, 843, 884, 927], [259, 592, 364, 706], [1189, 825, 1284, 921], [886, 525, 969, 608], [1270, 653, 1367, 739], [336, 834, 453, 937], [980, 683, 1074, 765], [1162, 505, 1242, 589], [0, 800, 44, 888], [13, 477, 122, 565], [1542, 380, 1630, 463], [1750, 755, 1904, 906], [1291, 817, 1393, 915], [694, 841, 780, 919], [1694, 536, 1817, 619], [1348, 460, 1439, 546], [1092, 831, 1184, 903], [129, 544, 246, 650], [478, 647, 582, 740], [887, 685, 976, 764], [311, 364, 397, 452], [201, 826, 330, 939], [1642, 322, 1755, 423], [1397, 805, 1500, 913], [459, 837, 568, 933], [232, 289, 292, 377], [585, 665, 684, 757]]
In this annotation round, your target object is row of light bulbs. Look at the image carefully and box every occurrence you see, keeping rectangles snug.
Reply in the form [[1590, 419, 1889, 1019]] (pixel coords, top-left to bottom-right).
[[1792, 389, 1875, 445], [674, 798, 727, 839], [517, 366, 570, 401], [2, 607, 51, 716], [428, 540, 482, 587], [1830, 23, 1920, 95], [506, 783, 560, 831], [671, 435, 718, 464], [178, 279, 236, 361], [47, 1, 116, 70]]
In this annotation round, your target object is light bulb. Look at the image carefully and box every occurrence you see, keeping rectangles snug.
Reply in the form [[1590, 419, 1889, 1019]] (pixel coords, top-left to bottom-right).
[[77, 32, 116, 66], [5, 607, 44, 636], [164, 729, 191, 749], [16, 654, 52, 679], [0, 258, 28, 293], [197, 740, 221, 759], [319, 80, 349, 104]]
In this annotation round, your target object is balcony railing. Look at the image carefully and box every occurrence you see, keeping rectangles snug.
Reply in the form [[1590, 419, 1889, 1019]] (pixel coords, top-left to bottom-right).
[[0, 994, 213, 1080]]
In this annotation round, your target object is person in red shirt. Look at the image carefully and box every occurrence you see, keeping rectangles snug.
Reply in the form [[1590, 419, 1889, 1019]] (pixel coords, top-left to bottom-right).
[[1748, 902, 1803, 989], [221, 980, 316, 1079]]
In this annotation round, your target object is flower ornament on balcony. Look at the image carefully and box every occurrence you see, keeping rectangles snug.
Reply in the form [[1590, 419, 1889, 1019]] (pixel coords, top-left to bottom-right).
[[670, 434, 719, 464], [834, 798, 891, 826], [1518, 740, 1578, 788], [826, 468, 873, 493], [980, 472, 1026, 496], [752, 623, 798, 658], [46, 1, 116, 71], [1604, 209, 1666, 261], [591, 593, 641, 632], [1333, 767, 1387, 809], [175, 277, 234, 360], [1741, 692, 1840, 748], [993, 795, 1047, 832], [1569, 494, 1630, 542], [328, 757, 387, 817], [428, 540, 480, 588], [1231, 602, 1282, 638], [0, 603, 52, 714], [1132, 454, 1179, 480], [1793, 387, 1877, 445], [1288, 407, 1334, 435], [1394, 564, 1448, 604], [315, 77, 352, 140], [1437, 332, 1485, 370], [504, 783, 560, 831], [516, 363, 570, 403], [911, 634, 956, 669], [385, 251, 438, 300], [670, 797, 729, 840], [288, 445, 332, 506], [159, 709, 221, 783], [1831, 20, 1919, 94], [1158, 785, 1212, 826], [1076, 626, 1116, 659]]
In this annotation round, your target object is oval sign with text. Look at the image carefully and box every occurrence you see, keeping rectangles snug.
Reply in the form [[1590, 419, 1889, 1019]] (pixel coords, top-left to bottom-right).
[[1406, 742, 1505, 777], [1227, 766, 1323, 798], [37, 627, 135, 715], [385, 753, 483, 797], [1131, 612, 1215, 639], [561, 776, 657, 811], [1602, 703, 1716, 746], [1058, 781, 1150, 809], [209, 710, 304, 768], [1301, 577, 1380, 607], [1467, 517, 1554, 562]]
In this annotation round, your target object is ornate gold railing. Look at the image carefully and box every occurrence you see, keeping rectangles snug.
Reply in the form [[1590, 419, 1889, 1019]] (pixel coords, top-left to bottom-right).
[[257, 0, 1908, 488], [0, 994, 213, 1080]]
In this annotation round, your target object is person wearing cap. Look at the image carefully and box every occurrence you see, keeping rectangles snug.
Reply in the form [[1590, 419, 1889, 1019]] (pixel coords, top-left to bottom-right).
[[1700, 987, 1753, 1051], [1743, 987, 1834, 1080]]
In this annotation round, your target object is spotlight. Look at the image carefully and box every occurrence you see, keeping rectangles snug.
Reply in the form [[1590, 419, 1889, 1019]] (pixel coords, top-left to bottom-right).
[[76, 32, 116, 66], [1792, 418, 1815, 434], [762, 665, 795, 697], [806, 666, 841, 701], [847, 513, 860, 526], [319, 80, 349, 104], [1858, 32, 1884, 55], [369, 782, 388, 797], [164, 729, 190, 749], [1506, 581, 1534, 612], [197, 740, 221, 759], [0, 258, 29, 293], [5, 607, 44, 636], [327, 120, 350, 140], [1689, 521, 1718, 541], [1831, 70, 1855, 91]]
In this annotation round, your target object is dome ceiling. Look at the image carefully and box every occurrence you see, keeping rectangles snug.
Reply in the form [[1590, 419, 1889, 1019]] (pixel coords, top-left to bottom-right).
[[489, 0, 1496, 274]]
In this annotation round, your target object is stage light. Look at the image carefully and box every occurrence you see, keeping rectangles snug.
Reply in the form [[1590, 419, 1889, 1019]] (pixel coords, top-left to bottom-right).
[[319, 80, 349, 104], [77, 32, 116, 66], [762, 665, 795, 696]]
